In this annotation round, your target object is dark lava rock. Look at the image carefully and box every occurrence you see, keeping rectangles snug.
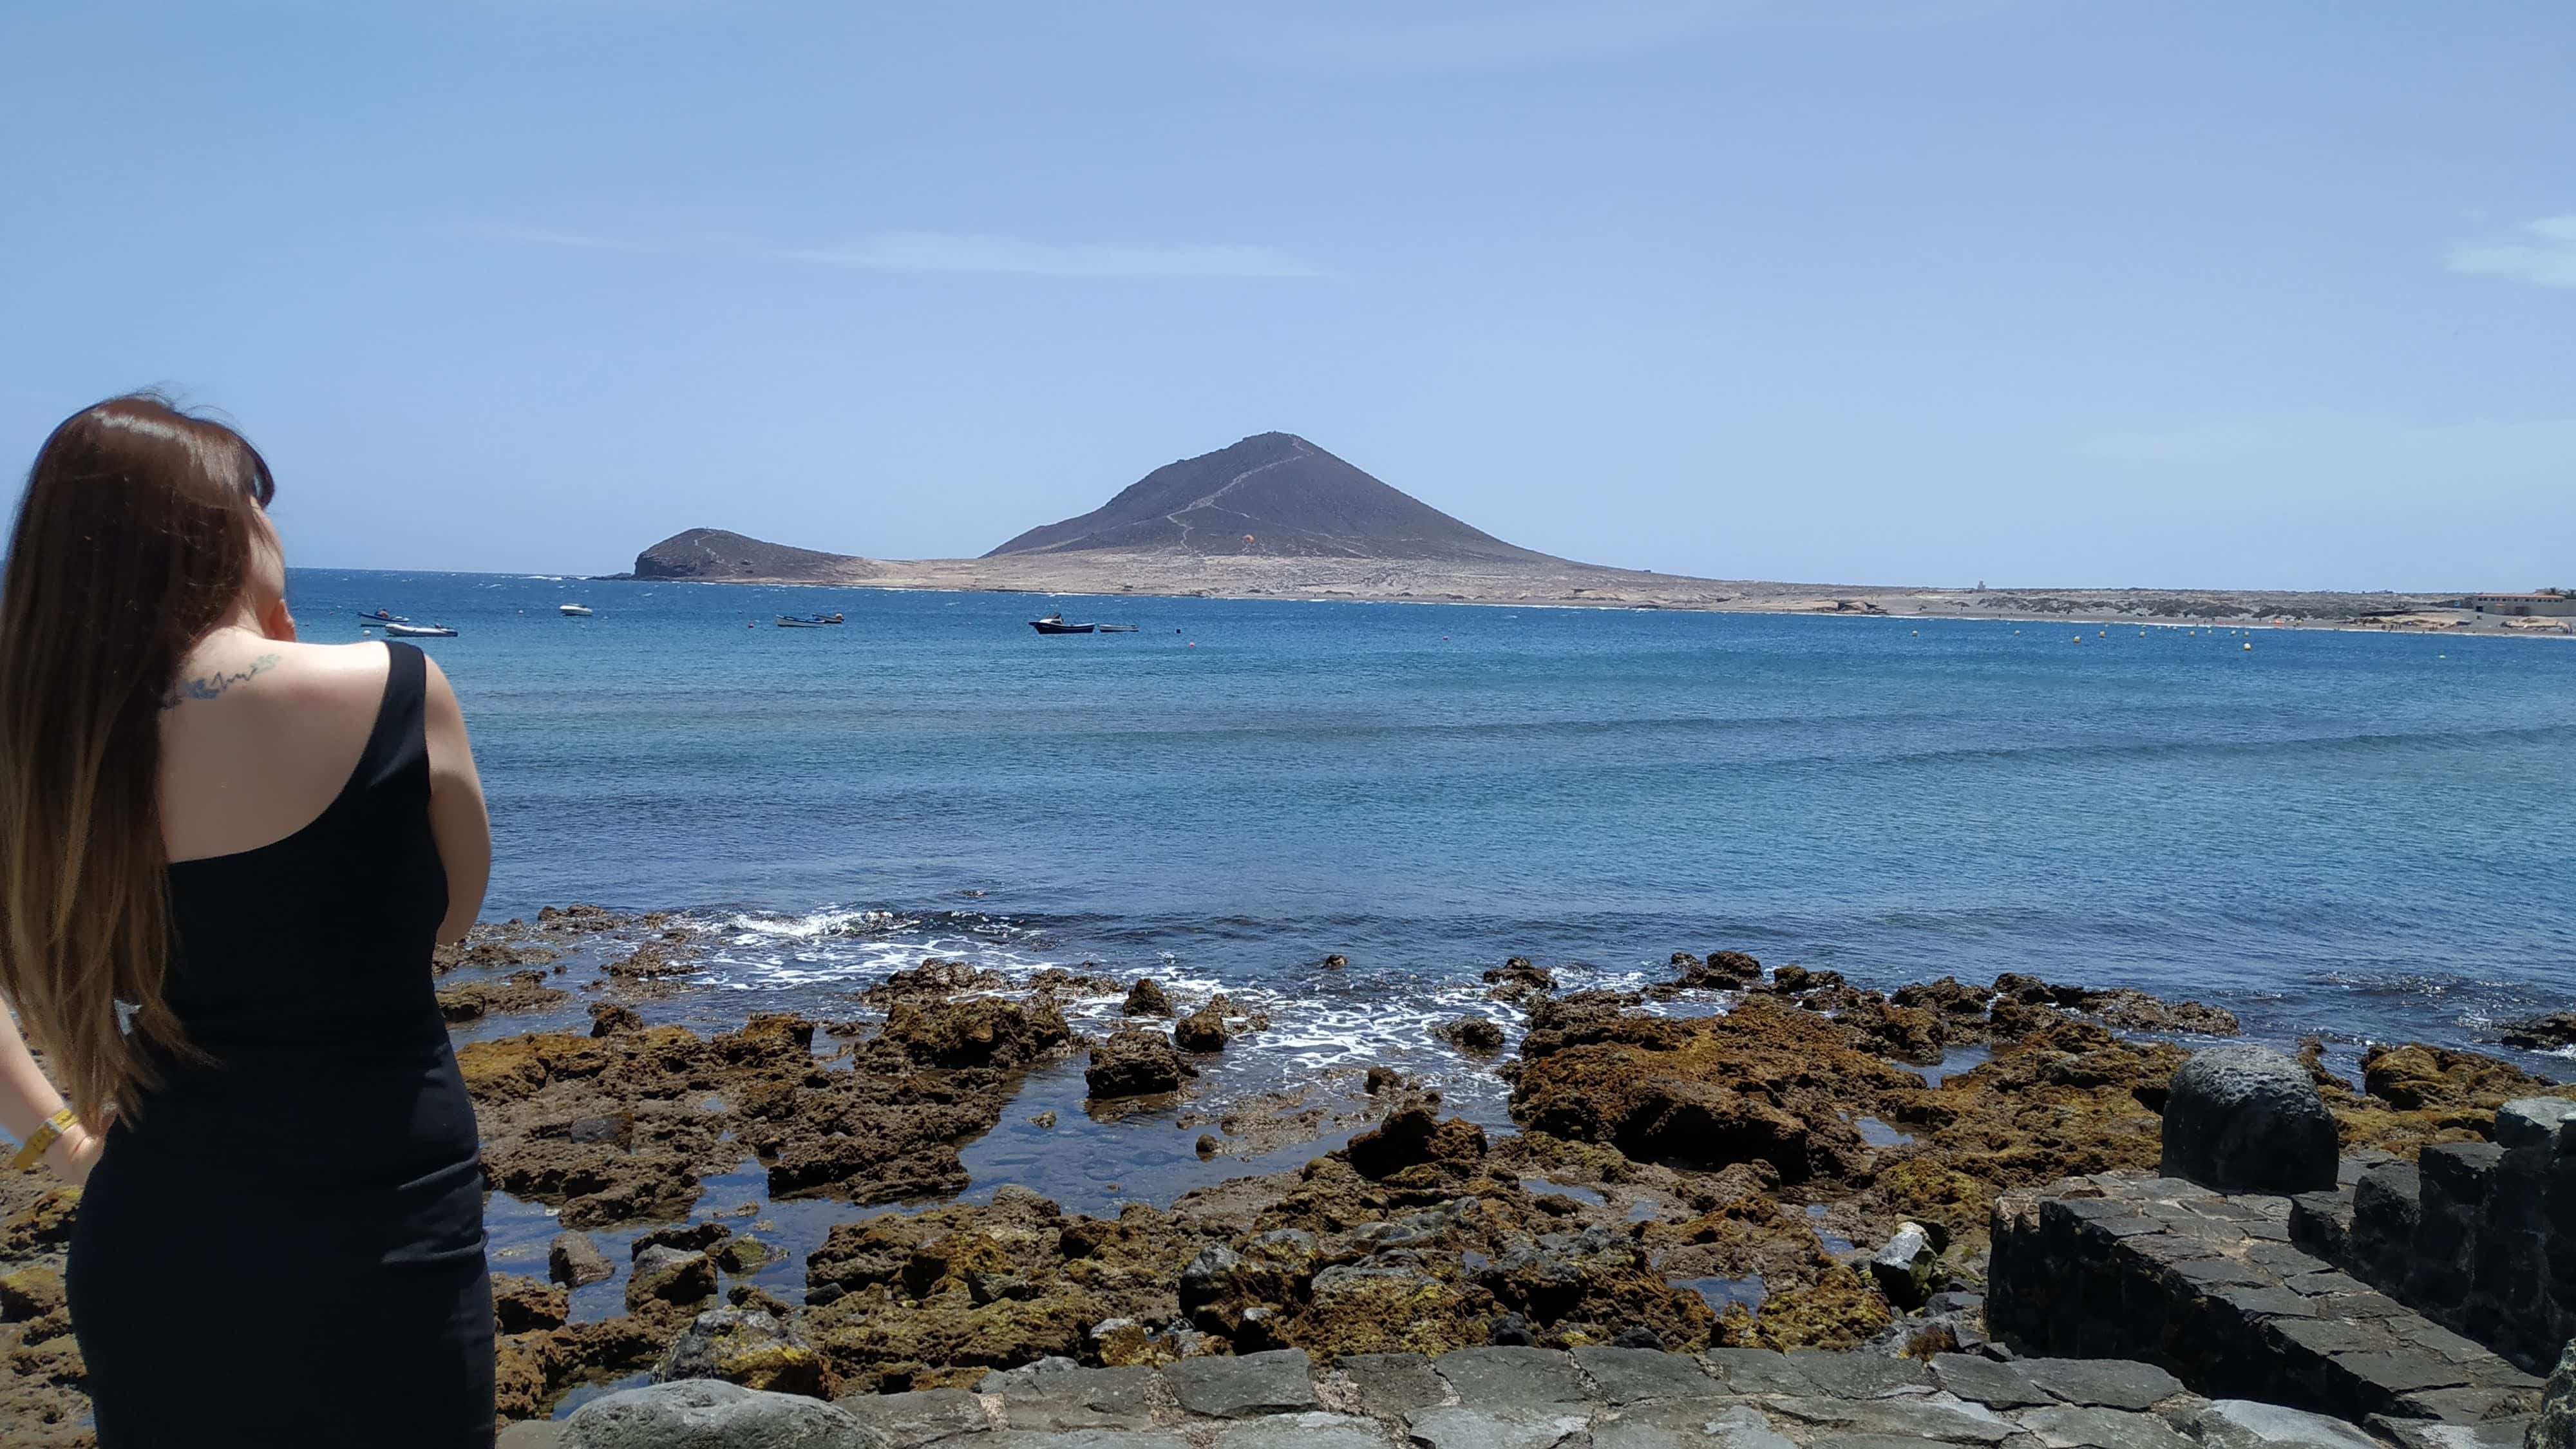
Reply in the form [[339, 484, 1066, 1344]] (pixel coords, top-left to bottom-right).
[[1365, 1065, 1404, 1095], [550, 1230, 615, 1287], [625, 1245, 719, 1310], [588, 1002, 644, 1037], [1484, 959, 1556, 1002], [2159, 1044, 2339, 1193], [650, 1307, 826, 1396], [1841, 996, 1946, 1065], [1175, 1007, 1229, 1052], [1441, 1017, 1508, 1054], [2502, 1011, 2576, 1052], [1345, 1105, 1487, 1179], [560, 1378, 866, 1443], [1323, 954, 1349, 970], [492, 1273, 571, 1334], [1769, 965, 1844, 994], [880, 997, 1070, 1068], [634, 1221, 734, 1258], [1086, 1026, 1192, 1098], [437, 969, 571, 1023], [865, 957, 1010, 1004], [1122, 978, 1173, 1017]]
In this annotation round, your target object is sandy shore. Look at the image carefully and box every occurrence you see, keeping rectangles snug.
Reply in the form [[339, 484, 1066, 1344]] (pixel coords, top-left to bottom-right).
[[634, 551, 2567, 637]]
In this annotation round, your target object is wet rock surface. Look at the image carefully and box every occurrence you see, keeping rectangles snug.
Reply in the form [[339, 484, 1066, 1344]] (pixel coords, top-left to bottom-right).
[[1, 917, 2564, 1441]]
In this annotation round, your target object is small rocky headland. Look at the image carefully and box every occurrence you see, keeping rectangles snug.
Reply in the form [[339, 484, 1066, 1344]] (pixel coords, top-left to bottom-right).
[[2, 910, 2571, 1448]]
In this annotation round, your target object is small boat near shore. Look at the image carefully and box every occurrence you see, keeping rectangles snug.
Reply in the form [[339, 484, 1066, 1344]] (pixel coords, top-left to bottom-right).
[[1030, 614, 1096, 635], [356, 609, 411, 624], [777, 612, 845, 629], [560, 603, 593, 617], [383, 622, 459, 638], [1097, 623, 1140, 634]]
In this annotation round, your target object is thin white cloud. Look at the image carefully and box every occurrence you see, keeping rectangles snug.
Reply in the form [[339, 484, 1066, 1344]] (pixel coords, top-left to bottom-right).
[[778, 233, 1329, 279], [2447, 215, 2576, 288], [466, 223, 1327, 280]]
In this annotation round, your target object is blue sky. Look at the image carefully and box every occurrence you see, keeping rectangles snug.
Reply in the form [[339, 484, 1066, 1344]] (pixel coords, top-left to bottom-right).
[[3, 2, 2569, 589]]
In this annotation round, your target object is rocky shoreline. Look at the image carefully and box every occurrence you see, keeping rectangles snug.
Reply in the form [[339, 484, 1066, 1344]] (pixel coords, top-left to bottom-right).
[[1, 909, 2570, 1444]]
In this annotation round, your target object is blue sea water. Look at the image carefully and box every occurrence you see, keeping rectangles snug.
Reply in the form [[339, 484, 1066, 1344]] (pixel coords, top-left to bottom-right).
[[287, 569, 2576, 1075]]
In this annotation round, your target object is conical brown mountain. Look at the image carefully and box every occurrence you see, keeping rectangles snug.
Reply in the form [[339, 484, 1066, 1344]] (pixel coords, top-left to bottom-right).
[[984, 433, 1553, 564]]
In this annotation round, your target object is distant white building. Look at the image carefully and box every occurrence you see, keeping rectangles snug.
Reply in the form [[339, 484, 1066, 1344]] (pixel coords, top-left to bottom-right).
[[2458, 592, 2576, 617]]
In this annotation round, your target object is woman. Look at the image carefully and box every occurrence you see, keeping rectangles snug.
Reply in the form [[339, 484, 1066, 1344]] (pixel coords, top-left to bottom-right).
[[0, 396, 497, 1444]]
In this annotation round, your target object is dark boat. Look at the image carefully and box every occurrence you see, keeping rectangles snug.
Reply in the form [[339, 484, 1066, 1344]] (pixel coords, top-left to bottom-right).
[[777, 612, 846, 628], [1029, 613, 1096, 635], [1097, 624, 1139, 633], [356, 609, 412, 624]]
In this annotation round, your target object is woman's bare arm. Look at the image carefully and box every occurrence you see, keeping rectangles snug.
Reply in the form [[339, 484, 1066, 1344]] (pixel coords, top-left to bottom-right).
[[420, 656, 491, 946], [0, 1000, 99, 1184]]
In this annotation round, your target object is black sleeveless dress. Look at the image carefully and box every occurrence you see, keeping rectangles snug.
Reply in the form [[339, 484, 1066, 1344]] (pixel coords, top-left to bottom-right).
[[68, 643, 495, 1447]]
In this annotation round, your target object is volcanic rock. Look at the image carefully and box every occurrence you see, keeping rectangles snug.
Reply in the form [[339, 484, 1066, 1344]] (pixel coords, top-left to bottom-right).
[[551, 1231, 616, 1287], [1175, 1007, 1229, 1053], [1441, 1018, 1508, 1054], [559, 1378, 870, 1446], [1344, 1106, 1487, 1180], [651, 1308, 828, 1397], [1086, 1028, 1191, 1099], [2158, 1045, 2337, 1193], [987, 433, 1554, 564], [1122, 979, 1173, 1017], [438, 970, 571, 1023], [629, 527, 877, 583], [2503, 1012, 2576, 1052]]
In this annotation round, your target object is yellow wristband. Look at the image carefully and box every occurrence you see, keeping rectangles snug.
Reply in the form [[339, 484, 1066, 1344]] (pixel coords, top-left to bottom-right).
[[10, 1108, 77, 1172]]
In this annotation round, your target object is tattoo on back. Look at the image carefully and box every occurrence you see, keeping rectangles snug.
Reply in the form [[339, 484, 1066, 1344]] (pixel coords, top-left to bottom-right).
[[165, 654, 281, 709]]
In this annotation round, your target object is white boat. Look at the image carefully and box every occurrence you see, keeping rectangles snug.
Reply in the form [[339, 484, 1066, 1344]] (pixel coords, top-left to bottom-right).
[[383, 622, 459, 638], [559, 603, 593, 617]]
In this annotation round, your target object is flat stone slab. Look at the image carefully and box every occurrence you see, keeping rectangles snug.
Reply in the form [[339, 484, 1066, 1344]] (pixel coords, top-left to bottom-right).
[[1571, 1347, 1726, 1405], [1594, 1403, 1795, 1449], [1219, 1412, 1393, 1449], [1432, 1347, 1591, 1407], [1927, 1356, 2049, 1409], [2012, 1406, 2196, 1449], [1402, 1405, 1593, 1449], [983, 1366, 1160, 1431], [497, 1424, 563, 1449], [831, 1388, 993, 1447], [1703, 1350, 1817, 1397], [1168, 1350, 1320, 1418], [986, 1434, 1188, 1449], [1338, 1354, 1453, 1417], [2178, 1400, 2383, 1449], [1763, 1395, 2014, 1444], [2015, 1359, 2186, 1411], [2369, 1416, 2535, 1449], [1786, 1352, 1931, 1399]]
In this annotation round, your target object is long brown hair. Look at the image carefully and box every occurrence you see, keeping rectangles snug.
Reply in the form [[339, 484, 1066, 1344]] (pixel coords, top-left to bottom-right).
[[0, 395, 277, 1123]]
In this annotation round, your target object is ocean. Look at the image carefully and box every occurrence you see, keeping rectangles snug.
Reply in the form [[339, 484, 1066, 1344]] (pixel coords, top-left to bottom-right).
[[292, 567, 2575, 1088], [278, 566, 2576, 1360]]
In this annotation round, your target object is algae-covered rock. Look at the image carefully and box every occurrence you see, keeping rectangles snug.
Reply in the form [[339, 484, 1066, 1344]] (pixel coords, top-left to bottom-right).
[[1085, 1027, 1191, 1098], [0, 1188, 79, 1255], [1345, 1106, 1486, 1180], [1175, 1007, 1229, 1053], [493, 1273, 571, 1334], [0, 1265, 67, 1323], [627, 1246, 719, 1312], [1511, 995, 1921, 1182], [652, 1307, 829, 1397], [880, 998, 1069, 1069]]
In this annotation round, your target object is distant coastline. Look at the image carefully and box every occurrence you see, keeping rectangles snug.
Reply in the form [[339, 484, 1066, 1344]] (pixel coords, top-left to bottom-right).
[[595, 549, 2566, 638]]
